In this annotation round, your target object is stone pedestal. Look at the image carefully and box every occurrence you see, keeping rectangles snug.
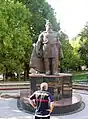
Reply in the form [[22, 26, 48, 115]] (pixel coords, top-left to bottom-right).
[[29, 73, 72, 99], [18, 73, 83, 115]]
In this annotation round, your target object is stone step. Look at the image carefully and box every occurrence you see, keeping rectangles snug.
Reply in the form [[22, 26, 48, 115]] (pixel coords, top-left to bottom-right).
[[0, 82, 30, 90]]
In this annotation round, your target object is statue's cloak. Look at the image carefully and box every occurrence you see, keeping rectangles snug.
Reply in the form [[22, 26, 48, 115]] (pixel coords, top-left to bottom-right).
[[29, 45, 45, 73]]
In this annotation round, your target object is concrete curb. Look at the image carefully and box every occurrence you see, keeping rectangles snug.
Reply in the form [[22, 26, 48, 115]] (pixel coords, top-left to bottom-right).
[[0, 82, 30, 90], [0, 82, 88, 90]]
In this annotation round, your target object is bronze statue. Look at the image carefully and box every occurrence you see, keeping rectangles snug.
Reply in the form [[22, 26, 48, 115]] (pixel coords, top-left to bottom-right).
[[30, 20, 63, 75]]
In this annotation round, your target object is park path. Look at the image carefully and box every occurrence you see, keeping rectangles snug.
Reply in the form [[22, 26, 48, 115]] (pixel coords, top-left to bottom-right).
[[0, 90, 88, 119]]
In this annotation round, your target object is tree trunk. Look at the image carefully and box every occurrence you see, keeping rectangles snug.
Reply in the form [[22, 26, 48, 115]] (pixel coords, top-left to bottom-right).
[[3, 73, 5, 81], [27, 63, 29, 79], [24, 70, 27, 81], [24, 63, 29, 81], [17, 73, 20, 81], [5, 67, 8, 80]]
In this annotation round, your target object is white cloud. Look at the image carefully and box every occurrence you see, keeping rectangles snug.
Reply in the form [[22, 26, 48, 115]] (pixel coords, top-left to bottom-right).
[[47, 0, 88, 39]]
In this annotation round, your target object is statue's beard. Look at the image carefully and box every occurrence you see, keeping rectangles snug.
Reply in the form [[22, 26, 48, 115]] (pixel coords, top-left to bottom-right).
[[46, 28, 52, 32]]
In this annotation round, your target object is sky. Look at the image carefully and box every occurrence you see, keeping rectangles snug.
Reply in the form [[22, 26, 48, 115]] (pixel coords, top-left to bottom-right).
[[47, 0, 88, 39]]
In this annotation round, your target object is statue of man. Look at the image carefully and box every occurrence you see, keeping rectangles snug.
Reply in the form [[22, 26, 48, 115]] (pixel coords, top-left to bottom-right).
[[30, 20, 63, 75]]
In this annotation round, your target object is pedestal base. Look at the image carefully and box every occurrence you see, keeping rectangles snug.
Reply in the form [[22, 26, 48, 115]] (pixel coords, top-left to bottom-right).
[[18, 73, 84, 115], [29, 73, 72, 98], [18, 92, 84, 115]]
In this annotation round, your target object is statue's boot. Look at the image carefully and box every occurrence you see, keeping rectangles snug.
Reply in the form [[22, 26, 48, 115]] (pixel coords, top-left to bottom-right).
[[44, 59, 50, 75], [52, 57, 59, 75], [53, 71, 59, 75], [45, 70, 51, 75]]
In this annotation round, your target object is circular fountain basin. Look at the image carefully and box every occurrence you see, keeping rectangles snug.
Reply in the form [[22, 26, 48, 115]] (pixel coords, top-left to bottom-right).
[[17, 73, 84, 115], [18, 90, 83, 115]]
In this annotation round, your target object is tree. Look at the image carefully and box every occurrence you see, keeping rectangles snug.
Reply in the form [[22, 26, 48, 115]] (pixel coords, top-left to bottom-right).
[[0, 0, 32, 80], [68, 36, 84, 71], [14, 0, 60, 43], [61, 36, 84, 72], [78, 22, 88, 67], [61, 40, 73, 71]]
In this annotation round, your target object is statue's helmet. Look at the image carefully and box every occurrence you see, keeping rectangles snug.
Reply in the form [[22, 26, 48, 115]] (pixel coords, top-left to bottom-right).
[[45, 20, 52, 28]]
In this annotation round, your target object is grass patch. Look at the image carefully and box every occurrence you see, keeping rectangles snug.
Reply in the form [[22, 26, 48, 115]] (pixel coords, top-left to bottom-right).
[[72, 72, 88, 83]]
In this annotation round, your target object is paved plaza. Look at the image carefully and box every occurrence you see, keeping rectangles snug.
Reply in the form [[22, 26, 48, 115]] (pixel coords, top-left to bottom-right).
[[0, 90, 88, 119]]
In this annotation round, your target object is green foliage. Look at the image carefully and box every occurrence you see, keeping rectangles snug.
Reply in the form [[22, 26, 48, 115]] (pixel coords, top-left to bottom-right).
[[1, 0, 84, 76], [61, 38, 84, 71], [78, 22, 88, 66], [15, 0, 60, 43], [61, 40, 74, 70], [69, 37, 84, 68], [0, 0, 32, 74]]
